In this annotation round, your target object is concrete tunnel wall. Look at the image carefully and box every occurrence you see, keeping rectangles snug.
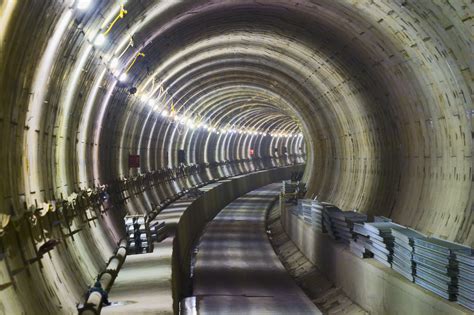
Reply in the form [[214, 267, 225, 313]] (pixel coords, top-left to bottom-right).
[[0, 0, 472, 314]]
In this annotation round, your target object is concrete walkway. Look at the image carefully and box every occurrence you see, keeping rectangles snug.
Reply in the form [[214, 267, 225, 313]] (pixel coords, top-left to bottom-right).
[[185, 183, 321, 314], [102, 198, 196, 314]]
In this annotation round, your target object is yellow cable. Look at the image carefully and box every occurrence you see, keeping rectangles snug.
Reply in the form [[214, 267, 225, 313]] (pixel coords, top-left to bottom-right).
[[125, 52, 145, 73], [104, 5, 128, 35]]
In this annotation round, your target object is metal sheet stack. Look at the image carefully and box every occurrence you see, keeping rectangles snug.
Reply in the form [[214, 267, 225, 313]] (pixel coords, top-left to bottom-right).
[[289, 203, 299, 216], [390, 227, 425, 282], [124, 215, 152, 254], [456, 250, 474, 311], [150, 221, 166, 242], [310, 200, 324, 233], [282, 180, 296, 194], [292, 198, 324, 232], [362, 222, 400, 267], [350, 223, 373, 258], [300, 199, 313, 224], [295, 199, 304, 219], [322, 206, 367, 244], [322, 204, 343, 241], [373, 216, 392, 223], [412, 237, 469, 301]]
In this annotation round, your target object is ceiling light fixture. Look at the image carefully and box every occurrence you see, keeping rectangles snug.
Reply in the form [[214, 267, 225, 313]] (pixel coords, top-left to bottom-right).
[[118, 73, 127, 82], [94, 33, 106, 46], [76, 0, 91, 10]]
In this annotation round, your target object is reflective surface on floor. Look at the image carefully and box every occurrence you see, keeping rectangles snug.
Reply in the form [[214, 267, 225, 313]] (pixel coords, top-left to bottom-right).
[[185, 183, 321, 314], [102, 199, 195, 315]]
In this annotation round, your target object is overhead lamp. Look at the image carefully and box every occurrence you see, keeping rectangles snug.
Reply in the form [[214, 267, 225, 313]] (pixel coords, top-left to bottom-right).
[[161, 110, 169, 117], [186, 118, 195, 127], [94, 33, 106, 46], [118, 73, 127, 82], [76, 0, 91, 10], [148, 99, 156, 107], [110, 57, 119, 69]]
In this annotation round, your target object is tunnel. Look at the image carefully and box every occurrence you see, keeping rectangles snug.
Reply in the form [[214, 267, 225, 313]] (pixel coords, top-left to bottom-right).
[[0, 0, 472, 314]]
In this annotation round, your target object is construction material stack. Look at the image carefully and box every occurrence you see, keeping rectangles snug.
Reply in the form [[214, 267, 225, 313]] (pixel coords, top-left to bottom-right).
[[311, 200, 324, 233], [301, 199, 312, 224], [322, 207, 367, 244], [322, 204, 343, 241], [350, 223, 373, 258], [412, 238, 468, 301], [362, 222, 400, 267], [456, 250, 474, 311], [124, 215, 153, 254], [282, 180, 296, 195], [390, 227, 425, 282]]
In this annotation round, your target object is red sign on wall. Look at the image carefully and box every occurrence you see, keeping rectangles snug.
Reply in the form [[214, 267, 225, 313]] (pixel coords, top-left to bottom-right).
[[128, 155, 140, 168]]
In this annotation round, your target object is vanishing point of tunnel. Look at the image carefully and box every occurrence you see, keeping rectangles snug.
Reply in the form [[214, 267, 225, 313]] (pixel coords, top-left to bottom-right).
[[0, 1, 472, 314]]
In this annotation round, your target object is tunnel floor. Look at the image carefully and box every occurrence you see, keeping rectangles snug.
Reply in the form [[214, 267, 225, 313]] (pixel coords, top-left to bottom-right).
[[102, 198, 197, 314], [183, 183, 321, 314]]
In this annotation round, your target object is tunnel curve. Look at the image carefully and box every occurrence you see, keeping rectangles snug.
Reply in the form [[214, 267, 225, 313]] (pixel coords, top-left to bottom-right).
[[0, 0, 472, 313]]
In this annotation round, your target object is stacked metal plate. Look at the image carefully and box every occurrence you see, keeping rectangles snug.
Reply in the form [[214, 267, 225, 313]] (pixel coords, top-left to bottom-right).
[[322, 204, 343, 240], [412, 237, 470, 301], [323, 208, 367, 244], [289, 202, 298, 217], [350, 223, 374, 258], [456, 250, 474, 311], [295, 199, 305, 219], [282, 180, 296, 194], [300, 199, 313, 224], [310, 200, 324, 233], [373, 216, 392, 222], [390, 227, 425, 282], [340, 212, 368, 244], [363, 222, 401, 267]]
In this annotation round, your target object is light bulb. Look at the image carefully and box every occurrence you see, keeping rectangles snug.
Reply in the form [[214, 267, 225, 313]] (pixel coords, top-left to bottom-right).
[[118, 73, 127, 82], [94, 33, 106, 46], [161, 110, 169, 117], [77, 0, 91, 10], [110, 57, 119, 69]]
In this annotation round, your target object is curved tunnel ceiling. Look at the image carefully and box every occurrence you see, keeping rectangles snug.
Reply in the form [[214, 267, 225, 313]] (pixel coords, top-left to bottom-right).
[[0, 0, 472, 281]]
